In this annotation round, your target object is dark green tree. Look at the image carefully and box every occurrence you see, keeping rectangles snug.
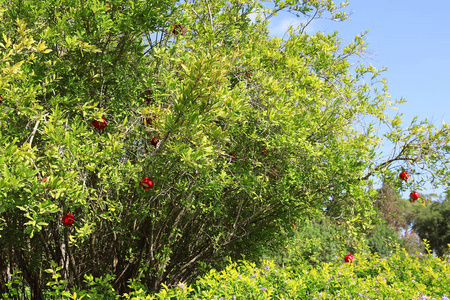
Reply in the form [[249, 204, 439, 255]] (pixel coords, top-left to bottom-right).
[[365, 222, 402, 257], [413, 198, 450, 256], [267, 217, 347, 267]]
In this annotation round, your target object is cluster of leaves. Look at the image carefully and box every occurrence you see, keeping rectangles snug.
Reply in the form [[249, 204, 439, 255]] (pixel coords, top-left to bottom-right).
[[2, 0, 450, 297]]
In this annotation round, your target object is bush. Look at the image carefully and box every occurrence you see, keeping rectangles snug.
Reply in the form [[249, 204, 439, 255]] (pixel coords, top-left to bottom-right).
[[158, 247, 450, 299], [262, 218, 348, 268], [2, 0, 450, 297], [366, 222, 403, 257], [262, 217, 405, 269], [4, 244, 449, 299]]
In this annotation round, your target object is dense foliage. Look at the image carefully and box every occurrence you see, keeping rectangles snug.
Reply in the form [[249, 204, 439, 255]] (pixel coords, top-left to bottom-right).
[[413, 199, 450, 257], [5, 246, 450, 299], [259, 216, 407, 270], [162, 249, 450, 300], [1, 0, 450, 297]]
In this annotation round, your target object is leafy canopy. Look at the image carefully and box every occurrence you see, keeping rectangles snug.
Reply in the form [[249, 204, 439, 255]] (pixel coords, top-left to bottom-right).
[[1, 0, 450, 296]]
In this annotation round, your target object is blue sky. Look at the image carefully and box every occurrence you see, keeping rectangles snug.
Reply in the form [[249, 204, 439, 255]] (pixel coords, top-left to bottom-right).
[[265, 0, 450, 197], [267, 0, 450, 124]]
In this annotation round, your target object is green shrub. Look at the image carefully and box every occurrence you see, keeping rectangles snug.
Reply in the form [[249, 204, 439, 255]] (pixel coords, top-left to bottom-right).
[[2, 0, 450, 296], [263, 217, 404, 270], [5, 244, 449, 299], [366, 222, 403, 257], [264, 218, 348, 268], [180, 251, 450, 299], [200, 251, 447, 299]]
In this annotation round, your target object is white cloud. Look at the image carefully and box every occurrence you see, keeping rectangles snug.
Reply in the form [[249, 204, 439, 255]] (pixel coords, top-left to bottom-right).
[[268, 15, 317, 37]]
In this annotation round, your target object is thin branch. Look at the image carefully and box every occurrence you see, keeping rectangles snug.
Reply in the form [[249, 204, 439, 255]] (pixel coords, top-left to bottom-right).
[[28, 119, 41, 148], [204, 0, 214, 27]]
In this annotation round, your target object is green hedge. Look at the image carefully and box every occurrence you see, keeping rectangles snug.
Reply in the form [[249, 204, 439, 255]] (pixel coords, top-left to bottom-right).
[[4, 246, 449, 299], [170, 251, 450, 299]]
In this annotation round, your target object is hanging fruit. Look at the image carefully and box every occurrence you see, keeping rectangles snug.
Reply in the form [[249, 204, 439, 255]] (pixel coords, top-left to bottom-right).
[[144, 114, 158, 126], [173, 24, 185, 35], [144, 90, 152, 105], [92, 117, 107, 130], [139, 177, 153, 190], [399, 171, 409, 182], [410, 191, 420, 202], [344, 254, 354, 263], [151, 137, 160, 147], [62, 213, 75, 227]]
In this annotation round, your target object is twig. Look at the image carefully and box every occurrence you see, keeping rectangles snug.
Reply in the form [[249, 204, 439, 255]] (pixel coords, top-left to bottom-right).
[[28, 119, 41, 148]]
